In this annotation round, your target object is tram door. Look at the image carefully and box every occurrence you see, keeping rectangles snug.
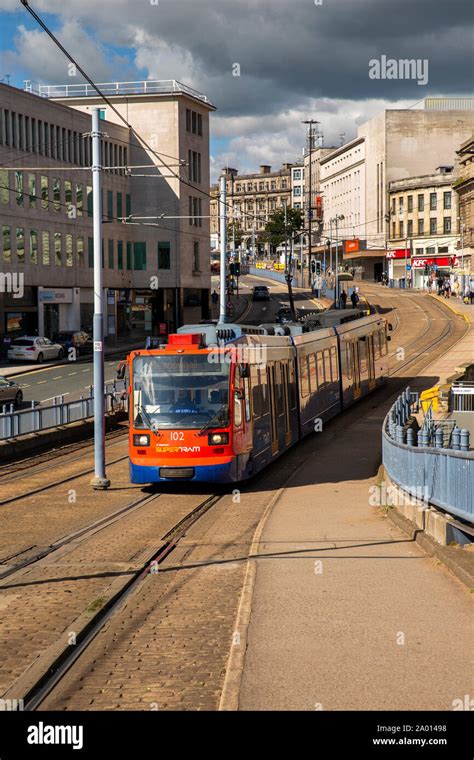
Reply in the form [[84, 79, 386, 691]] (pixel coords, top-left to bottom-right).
[[267, 364, 278, 455], [282, 363, 292, 446], [351, 341, 361, 399], [367, 334, 376, 390]]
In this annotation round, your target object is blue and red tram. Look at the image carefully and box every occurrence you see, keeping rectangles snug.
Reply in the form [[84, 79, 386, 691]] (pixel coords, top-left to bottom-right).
[[125, 315, 389, 484]]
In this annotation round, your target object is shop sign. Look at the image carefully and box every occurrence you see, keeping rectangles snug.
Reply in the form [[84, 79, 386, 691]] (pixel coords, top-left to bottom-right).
[[39, 288, 73, 303]]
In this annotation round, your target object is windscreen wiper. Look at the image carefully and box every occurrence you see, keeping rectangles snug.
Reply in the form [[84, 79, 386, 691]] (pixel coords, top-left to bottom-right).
[[198, 406, 229, 436], [137, 405, 161, 437]]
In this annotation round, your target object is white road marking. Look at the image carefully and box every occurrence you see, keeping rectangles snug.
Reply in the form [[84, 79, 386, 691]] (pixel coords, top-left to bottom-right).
[[82, 369, 90, 372], [68, 372, 77, 376], [21, 384, 30, 388], [53, 376, 62, 380], [37, 380, 47, 384]]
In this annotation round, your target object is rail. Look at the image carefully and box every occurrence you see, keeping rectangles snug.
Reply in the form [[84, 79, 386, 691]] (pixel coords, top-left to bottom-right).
[[23, 79, 213, 105], [382, 388, 473, 524], [451, 381, 474, 412], [0, 380, 127, 440]]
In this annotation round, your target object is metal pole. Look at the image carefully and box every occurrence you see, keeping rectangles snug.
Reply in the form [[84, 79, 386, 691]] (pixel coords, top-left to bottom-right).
[[252, 224, 256, 265], [90, 107, 110, 490], [335, 217, 339, 308], [308, 134, 312, 287], [219, 175, 227, 323]]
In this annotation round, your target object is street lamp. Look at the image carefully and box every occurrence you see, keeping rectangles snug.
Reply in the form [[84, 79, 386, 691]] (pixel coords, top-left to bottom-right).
[[330, 214, 345, 307]]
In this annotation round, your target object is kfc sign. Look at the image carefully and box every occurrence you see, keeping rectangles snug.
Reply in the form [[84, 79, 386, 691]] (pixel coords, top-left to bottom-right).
[[386, 249, 410, 259], [412, 256, 458, 269]]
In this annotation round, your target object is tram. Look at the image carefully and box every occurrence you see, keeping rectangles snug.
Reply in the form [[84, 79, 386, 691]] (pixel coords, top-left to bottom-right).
[[122, 315, 390, 484]]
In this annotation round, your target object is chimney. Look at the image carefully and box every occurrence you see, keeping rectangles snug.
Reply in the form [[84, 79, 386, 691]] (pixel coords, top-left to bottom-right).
[[260, 165, 271, 174]]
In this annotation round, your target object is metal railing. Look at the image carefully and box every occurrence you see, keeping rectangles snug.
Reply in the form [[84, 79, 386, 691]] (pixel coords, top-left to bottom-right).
[[451, 381, 474, 412], [0, 380, 127, 441], [24, 79, 213, 105], [383, 388, 474, 524]]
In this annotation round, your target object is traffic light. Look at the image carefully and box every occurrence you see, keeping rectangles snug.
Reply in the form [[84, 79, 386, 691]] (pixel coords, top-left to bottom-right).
[[229, 262, 235, 276], [311, 260, 316, 273], [234, 261, 241, 277], [316, 261, 321, 274]]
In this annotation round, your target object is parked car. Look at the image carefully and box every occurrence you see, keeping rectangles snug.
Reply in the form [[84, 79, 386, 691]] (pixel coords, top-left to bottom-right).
[[252, 285, 270, 302], [0, 376, 23, 406], [53, 330, 92, 356], [7, 337, 64, 364], [275, 306, 296, 323]]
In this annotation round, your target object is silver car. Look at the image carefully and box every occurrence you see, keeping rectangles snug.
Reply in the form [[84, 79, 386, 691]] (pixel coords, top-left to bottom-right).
[[0, 376, 23, 407]]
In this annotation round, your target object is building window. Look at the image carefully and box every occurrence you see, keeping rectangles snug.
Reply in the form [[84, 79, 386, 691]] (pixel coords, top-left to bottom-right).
[[158, 241, 171, 269], [0, 169, 9, 204], [77, 236, 84, 267], [197, 113, 202, 136], [133, 242, 146, 270], [407, 195, 413, 212], [193, 241, 200, 271], [126, 242, 132, 270], [430, 218, 437, 234], [418, 218, 424, 235], [108, 239, 114, 269], [281, 179, 287, 189], [293, 170, 302, 180], [293, 187, 301, 197], [188, 150, 202, 183], [88, 237, 94, 268], [429, 192, 437, 211], [186, 108, 191, 132], [28, 174, 36, 208], [126, 193, 131, 218], [443, 191, 452, 210], [399, 221, 404, 238], [15, 171, 23, 206], [417, 194, 424, 212], [236, 184, 241, 192], [30, 229, 38, 264], [107, 190, 113, 221], [65, 180, 72, 215], [392, 222, 396, 238], [76, 184, 83, 217], [407, 219, 413, 237], [42, 231, 50, 265], [117, 241, 123, 270], [443, 217, 451, 233], [53, 178, 61, 212], [2, 225, 11, 263], [399, 196, 403, 213], [87, 186, 93, 217], [54, 232, 62, 266], [117, 192, 123, 220], [16, 227, 25, 264], [66, 233, 73, 267]]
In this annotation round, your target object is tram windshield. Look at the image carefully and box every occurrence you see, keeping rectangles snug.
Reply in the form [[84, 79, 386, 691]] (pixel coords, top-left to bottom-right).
[[132, 354, 230, 430]]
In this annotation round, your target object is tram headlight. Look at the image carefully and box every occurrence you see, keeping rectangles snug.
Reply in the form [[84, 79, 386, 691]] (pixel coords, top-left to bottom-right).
[[133, 434, 150, 447], [208, 432, 229, 446]]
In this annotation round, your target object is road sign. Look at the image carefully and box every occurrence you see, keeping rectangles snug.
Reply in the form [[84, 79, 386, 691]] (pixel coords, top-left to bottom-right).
[[406, 264, 411, 271]]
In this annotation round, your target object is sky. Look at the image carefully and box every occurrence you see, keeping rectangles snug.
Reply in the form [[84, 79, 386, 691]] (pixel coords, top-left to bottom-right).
[[0, 0, 472, 181]]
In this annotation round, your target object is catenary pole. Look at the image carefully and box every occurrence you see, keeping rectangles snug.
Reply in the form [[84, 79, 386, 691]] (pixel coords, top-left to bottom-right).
[[90, 107, 110, 490], [219, 175, 227, 323]]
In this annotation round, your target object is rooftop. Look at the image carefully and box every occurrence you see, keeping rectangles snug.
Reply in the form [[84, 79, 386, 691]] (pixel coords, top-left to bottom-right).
[[23, 79, 214, 107]]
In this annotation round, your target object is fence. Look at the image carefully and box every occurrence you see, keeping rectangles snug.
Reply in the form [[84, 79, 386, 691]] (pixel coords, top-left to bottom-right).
[[0, 380, 127, 441], [382, 388, 473, 524], [451, 381, 474, 412]]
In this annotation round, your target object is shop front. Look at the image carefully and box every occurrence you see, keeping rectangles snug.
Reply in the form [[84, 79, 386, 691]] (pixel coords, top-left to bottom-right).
[[1, 286, 38, 339], [386, 248, 411, 288], [411, 255, 460, 290]]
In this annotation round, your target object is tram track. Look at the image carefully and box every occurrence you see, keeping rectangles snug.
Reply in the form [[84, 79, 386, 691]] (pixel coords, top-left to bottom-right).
[[3, 491, 225, 711]]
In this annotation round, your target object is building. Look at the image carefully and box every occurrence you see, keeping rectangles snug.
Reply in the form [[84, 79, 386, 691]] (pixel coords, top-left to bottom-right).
[[387, 166, 460, 288], [454, 135, 474, 273], [0, 79, 215, 341], [210, 163, 294, 257]]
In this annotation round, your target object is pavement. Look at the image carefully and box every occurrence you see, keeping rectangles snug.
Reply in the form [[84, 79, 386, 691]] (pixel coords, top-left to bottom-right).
[[236, 287, 473, 711]]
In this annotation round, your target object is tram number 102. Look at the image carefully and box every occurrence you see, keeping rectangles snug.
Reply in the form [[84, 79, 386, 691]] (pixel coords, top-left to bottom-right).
[[170, 432, 185, 441]]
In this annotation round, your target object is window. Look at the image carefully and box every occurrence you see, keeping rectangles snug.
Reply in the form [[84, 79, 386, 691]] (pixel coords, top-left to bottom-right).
[[407, 195, 413, 212], [76, 184, 83, 216], [399, 196, 404, 213], [330, 346, 339, 382], [429, 192, 437, 210], [117, 192, 123, 220], [417, 194, 424, 212], [117, 241, 123, 269], [186, 108, 191, 132], [443, 217, 451, 233], [193, 242, 200, 271], [126, 242, 132, 270], [133, 242, 146, 270], [158, 241, 171, 269], [107, 190, 113, 221], [77, 236, 84, 267], [126, 193, 131, 218], [87, 186, 93, 217], [64, 180, 72, 215], [88, 237, 94, 268], [293, 169, 302, 180], [392, 222, 396, 238], [299, 355, 309, 396], [251, 366, 262, 418], [430, 218, 437, 234], [2, 225, 11, 263], [293, 187, 301, 196], [30, 229, 38, 264], [54, 232, 62, 265], [108, 239, 114, 269], [42, 231, 50, 265], [443, 191, 452, 209], [0, 169, 8, 204], [407, 219, 413, 237], [316, 352, 325, 386], [66, 233, 73, 267], [53, 178, 60, 212], [188, 150, 202, 183], [418, 218, 424, 235], [308, 354, 317, 393], [197, 113, 202, 136], [16, 227, 25, 264], [399, 221, 404, 238], [15, 171, 23, 206]]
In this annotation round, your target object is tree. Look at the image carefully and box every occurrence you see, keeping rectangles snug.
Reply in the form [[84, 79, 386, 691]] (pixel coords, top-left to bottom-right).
[[261, 207, 303, 252], [227, 220, 243, 248]]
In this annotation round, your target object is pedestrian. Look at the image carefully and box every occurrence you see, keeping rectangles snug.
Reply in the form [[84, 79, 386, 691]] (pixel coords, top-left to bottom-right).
[[340, 290, 347, 309], [211, 289, 218, 305], [443, 279, 450, 299], [350, 290, 359, 309], [463, 283, 470, 304], [469, 281, 474, 305]]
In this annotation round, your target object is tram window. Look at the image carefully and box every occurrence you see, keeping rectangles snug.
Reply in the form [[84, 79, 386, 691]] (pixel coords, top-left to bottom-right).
[[299, 355, 310, 397], [316, 352, 325, 386], [251, 366, 261, 418], [288, 360, 297, 409], [244, 375, 251, 422], [380, 330, 387, 356], [276, 363, 284, 415], [260, 367, 270, 415], [324, 349, 331, 382], [308, 354, 317, 393], [346, 343, 353, 379], [330, 346, 339, 381], [373, 332, 380, 359]]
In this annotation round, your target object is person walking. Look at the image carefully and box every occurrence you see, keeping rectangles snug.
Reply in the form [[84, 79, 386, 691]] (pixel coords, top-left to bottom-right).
[[350, 289, 359, 309], [340, 290, 347, 309]]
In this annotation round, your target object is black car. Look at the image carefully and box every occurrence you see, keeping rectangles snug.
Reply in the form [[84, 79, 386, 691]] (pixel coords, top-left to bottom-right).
[[53, 330, 92, 356], [252, 285, 270, 302], [275, 306, 296, 323]]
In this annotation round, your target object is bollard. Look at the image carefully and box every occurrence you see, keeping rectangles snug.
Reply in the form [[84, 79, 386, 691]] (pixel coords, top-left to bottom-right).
[[407, 427, 415, 447], [396, 424, 404, 444], [460, 429, 470, 452], [451, 426, 461, 451], [418, 429, 428, 447], [435, 428, 444, 448]]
